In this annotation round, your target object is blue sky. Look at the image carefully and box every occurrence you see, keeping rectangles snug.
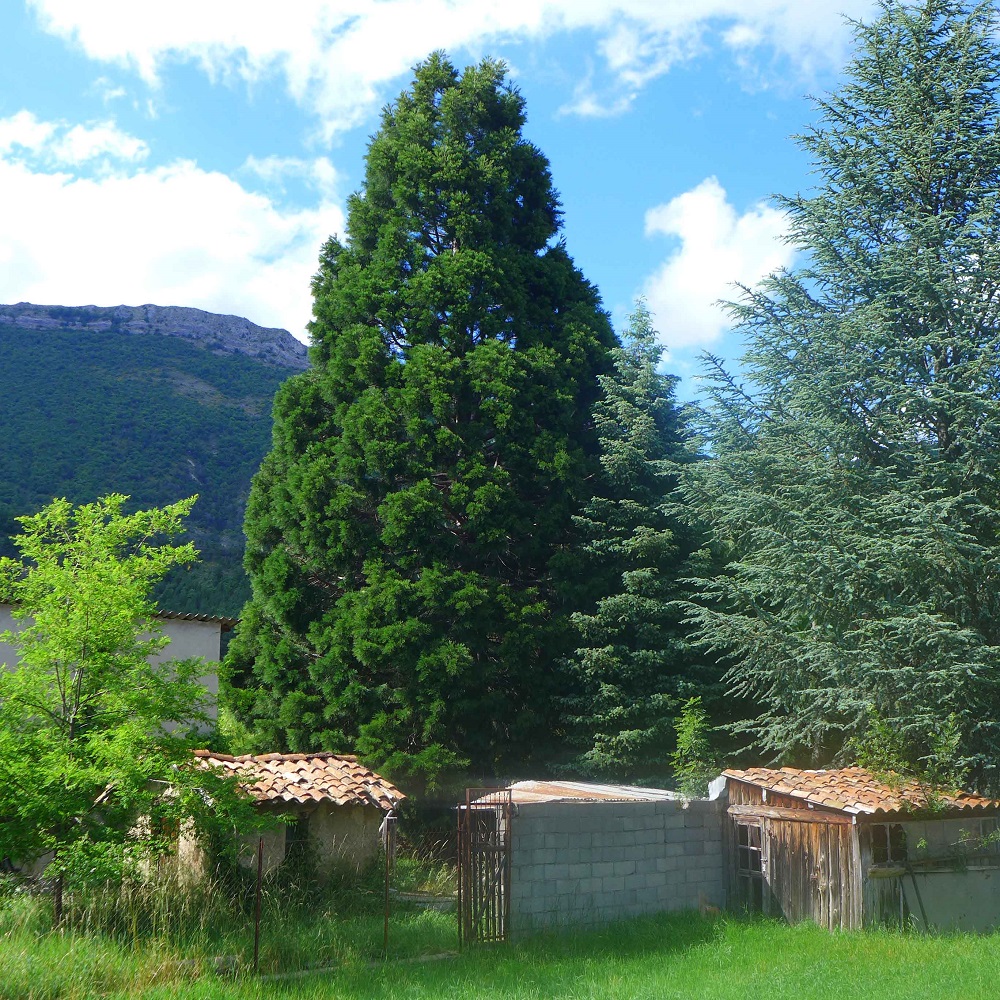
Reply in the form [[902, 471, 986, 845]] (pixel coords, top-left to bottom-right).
[[0, 0, 881, 392]]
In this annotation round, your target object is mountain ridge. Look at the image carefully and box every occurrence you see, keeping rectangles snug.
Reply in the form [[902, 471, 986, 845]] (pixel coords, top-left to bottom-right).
[[0, 303, 308, 615], [0, 302, 310, 370]]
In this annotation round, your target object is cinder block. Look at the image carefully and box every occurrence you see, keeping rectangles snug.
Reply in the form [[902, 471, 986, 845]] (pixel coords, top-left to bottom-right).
[[613, 860, 636, 877], [624, 806, 645, 822], [533, 848, 557, 865], [515, 863, 542, 883], [568, 862, 592, 879], [633, 829, 660, 846], [602, 876, 625, 893], [683, 840, 705, 856], [514, 832, 544, 852], [513, 817, 543, 835], [544, 862, 570, 880], [634, 885, 661, 905], [591, 861, 614, 877]]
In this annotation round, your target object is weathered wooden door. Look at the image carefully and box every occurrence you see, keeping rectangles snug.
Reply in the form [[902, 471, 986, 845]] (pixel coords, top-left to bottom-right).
[[457, 788, 512, 945]]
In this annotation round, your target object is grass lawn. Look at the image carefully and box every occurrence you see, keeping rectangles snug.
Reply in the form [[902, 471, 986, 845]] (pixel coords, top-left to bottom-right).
[[4, 902, 1000, 1000]]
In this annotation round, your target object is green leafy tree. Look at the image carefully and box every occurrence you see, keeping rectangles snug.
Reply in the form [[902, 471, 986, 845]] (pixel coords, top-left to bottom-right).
[[687, 0, 1000, 787], [0, 495, 252, 917], [669, 697, 720, 797], [228, 54, 615, 786], [566, 301, 711, 781]]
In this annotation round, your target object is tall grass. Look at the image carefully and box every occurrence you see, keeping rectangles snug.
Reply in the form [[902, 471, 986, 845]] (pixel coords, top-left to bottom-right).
[[0, 859, 457, 999], [11, 854, 1000, 1000], [126, 912, 1000, 1000]]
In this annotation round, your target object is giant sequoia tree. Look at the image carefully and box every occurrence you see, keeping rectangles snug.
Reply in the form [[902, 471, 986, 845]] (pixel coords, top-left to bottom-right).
[[689, 0, 1000, 787], [228, 55, 615, 784]]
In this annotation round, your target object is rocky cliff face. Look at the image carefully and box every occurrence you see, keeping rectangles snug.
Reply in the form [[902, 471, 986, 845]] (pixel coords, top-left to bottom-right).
[[0, 302, 310, 370]]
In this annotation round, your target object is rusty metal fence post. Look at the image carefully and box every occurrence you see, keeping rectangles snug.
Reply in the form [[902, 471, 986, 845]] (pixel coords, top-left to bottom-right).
[[253, 836, 263, 974], [381, 811, 397, 958]]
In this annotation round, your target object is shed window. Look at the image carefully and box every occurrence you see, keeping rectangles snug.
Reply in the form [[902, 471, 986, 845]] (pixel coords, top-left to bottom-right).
[[736, 821, 764, 912], [871, 824, 906, 866]]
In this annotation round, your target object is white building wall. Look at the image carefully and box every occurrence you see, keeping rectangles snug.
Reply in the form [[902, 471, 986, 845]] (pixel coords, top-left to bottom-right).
[[0, 603, 222, 721], [0, 604, 18, 672]]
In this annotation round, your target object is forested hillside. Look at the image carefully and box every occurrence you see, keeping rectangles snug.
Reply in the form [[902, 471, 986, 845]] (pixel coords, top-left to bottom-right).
[[0, 305, 307, 616]]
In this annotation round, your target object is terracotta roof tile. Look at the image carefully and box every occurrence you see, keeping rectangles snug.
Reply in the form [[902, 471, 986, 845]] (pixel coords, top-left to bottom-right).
[[723, 766, 999, 816], [193, 750, 405, 810]]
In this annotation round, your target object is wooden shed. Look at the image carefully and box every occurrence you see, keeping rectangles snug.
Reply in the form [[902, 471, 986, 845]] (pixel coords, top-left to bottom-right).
[[723, 767, 1000, 932]]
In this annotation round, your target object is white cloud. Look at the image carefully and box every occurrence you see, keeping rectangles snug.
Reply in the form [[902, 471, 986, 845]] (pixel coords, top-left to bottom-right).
[[241, 154, 340, 199], [0, 114, 344, 341], [0, 111, 148, 167], [91, 76, 128, 105], [0, 111, 56, 154], [27, 0, 879, 134], [557, 70, 635, 119], [642, 176, 794, 350], [54, 121, 148, 165]]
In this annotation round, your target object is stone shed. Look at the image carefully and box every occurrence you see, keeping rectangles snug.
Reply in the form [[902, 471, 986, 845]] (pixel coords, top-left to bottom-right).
[[192, 751, 405, 874], [505, 780, 725, 933], [724, 767, 1000, 932]]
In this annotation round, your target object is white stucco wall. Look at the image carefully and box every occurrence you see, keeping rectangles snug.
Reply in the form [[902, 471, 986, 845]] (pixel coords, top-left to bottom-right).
[[152, 617, 221, 721], [0, 604, 18, 672], [229, 805, 385, 874], [309, 804, 384, 871], [0, 603, 222, 721]]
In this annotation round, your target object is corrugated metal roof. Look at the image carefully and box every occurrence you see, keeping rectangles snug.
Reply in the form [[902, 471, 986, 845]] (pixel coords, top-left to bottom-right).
[[502, 780, 683, 805], [193, 751, 404, 810], [724, 766, 1000, 817]]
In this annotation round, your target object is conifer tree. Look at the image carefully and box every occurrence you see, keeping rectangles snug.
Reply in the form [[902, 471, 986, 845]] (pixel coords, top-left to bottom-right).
[[688, 0, 1000, 787], [567, 302, 709, 782], [227, 55, 615, 785]]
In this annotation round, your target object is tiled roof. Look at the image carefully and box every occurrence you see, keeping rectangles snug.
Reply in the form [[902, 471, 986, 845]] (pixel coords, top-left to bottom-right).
[[724, 766, 999, 816], [157, 610, 238, 630], [501, 780, 683, 805], [193, 751, 404, 810]]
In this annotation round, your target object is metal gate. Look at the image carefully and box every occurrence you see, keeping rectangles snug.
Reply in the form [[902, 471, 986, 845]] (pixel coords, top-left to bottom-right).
[[457, 787, 512, 945]]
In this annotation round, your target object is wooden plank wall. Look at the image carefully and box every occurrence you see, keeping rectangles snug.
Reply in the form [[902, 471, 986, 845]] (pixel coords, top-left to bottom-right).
[[763, 814, 858, 929], [726, 779, 862, 930]]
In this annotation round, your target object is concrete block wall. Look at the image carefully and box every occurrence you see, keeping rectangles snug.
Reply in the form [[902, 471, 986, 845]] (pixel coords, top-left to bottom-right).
[[509, 798, 724, 933]]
